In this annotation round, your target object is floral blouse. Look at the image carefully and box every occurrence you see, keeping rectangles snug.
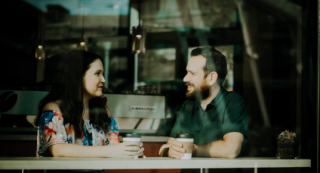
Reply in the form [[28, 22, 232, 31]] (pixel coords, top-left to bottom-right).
[[37, 110, 120, 157]]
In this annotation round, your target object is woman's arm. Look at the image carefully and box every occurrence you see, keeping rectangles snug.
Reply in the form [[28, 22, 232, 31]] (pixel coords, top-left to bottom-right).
[[43, 102, 144, 158], [49, 141, 144, 158]]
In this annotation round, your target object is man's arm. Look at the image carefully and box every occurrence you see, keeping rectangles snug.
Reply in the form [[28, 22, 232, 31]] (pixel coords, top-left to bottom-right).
[[193, 132, 243, 159], [159, 102, 187, 158], [195, 96, 248, 159]]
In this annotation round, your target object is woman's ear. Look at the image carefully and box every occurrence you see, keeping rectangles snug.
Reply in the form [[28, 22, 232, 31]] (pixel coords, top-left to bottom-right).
[[207, 72, 218, 86]]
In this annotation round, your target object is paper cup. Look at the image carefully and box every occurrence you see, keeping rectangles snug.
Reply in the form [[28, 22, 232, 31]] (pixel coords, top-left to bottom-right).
[[122, 133, 141, 159], [122, 133, 141, 142], [176, 134, 194, 159]]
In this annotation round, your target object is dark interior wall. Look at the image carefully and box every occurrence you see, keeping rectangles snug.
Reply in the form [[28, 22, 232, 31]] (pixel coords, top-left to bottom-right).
[[0, 0, 42, 89], [241, 0, 318, 172], [300, 0, 318, 172]]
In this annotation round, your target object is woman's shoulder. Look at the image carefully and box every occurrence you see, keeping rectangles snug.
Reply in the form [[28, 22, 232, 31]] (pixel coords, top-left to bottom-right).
[[109, 117, 119, 131], [43, 101, 61, 112], [110, 117, 116, 123], [39, 102, 64, 127]]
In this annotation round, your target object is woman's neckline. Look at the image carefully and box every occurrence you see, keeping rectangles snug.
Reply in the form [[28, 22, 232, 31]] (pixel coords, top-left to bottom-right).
[[44, 110, 91, 121]]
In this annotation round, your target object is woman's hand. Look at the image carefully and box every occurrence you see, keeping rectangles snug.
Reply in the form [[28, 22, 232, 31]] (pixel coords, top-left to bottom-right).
[[106, 141, 144, 158], [138, 142, 146, 158], [133, 142, 145, 158]]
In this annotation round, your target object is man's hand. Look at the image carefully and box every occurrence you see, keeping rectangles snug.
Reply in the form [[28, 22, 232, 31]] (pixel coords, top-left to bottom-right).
[[168, 140, 185, 159]]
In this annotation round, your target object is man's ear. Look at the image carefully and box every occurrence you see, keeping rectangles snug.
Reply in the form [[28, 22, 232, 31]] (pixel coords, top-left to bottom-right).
[[207, 72, 218, 86]]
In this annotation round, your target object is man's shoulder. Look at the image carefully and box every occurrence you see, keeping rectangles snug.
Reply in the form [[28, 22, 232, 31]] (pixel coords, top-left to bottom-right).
[[182, 99, 195, 105], [182, 99, 196, 106], [180, 100, 196, 111], [224, 91, 247, 106]]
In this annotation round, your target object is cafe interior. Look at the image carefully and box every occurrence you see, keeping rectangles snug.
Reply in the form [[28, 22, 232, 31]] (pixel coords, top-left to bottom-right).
[[0, 0, 318, 173]]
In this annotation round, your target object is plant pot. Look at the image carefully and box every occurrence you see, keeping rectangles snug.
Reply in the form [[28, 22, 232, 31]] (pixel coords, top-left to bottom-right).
[[276, 139, 299, 159]]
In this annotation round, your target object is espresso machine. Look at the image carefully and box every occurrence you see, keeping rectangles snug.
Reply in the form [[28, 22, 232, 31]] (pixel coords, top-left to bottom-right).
[[0, 90, 165, 135]]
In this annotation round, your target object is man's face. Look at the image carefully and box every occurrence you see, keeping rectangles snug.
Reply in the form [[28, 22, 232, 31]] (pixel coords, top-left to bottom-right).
[[183, 55, 210, 101]]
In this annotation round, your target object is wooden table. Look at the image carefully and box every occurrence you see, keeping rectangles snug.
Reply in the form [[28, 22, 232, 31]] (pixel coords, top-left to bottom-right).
[[0, 157, 311, 173]]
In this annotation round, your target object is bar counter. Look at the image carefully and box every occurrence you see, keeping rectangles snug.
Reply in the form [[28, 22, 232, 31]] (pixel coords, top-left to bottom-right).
[[0, 135, 170, 142], [0, 157, 311, 170]]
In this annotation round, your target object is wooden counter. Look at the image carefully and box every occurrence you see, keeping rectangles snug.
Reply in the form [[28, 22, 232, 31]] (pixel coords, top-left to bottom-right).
[[0, 157, 311, 170]]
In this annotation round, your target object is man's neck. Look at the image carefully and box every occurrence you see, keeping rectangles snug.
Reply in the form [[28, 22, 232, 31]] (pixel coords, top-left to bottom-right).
[[200, 85, 221, 110]]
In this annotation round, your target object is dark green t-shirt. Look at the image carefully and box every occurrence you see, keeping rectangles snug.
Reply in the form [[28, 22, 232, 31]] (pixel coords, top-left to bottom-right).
[[170, 87, 249, 156]]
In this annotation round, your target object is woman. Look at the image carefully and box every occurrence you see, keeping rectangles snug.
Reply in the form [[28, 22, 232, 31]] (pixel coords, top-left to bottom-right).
[[34, 50, 143, 172]]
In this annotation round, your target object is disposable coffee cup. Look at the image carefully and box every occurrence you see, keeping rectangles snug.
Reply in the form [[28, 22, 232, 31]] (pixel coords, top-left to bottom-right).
[[122, 133, 141, 142], [122, 133, 141, 159], [176, 134, 194, 159]]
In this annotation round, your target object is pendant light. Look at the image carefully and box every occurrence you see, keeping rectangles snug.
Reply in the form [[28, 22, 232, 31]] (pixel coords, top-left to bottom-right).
[[132, 0, 145, 54], [77, 1, 87, 51], [35, 13, 45, 60], [35, 45, 45, 60]]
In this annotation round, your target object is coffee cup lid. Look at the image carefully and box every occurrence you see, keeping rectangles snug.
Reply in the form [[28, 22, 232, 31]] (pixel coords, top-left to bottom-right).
[[176, 134, 193, 138], [124, 133, 141, 138]]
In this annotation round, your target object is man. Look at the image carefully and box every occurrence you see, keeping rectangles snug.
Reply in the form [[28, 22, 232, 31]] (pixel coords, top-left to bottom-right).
[[159, 46, 248, 161]]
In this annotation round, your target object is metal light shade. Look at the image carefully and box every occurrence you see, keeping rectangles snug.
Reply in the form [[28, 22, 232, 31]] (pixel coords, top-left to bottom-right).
[[77, 39, 87, 51], [132, 26, 145, 54], [35, 45, 45, 60]]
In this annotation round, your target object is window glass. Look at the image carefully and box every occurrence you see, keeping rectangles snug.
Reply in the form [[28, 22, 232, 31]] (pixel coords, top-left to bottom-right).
[[0, 1, 317, 171]]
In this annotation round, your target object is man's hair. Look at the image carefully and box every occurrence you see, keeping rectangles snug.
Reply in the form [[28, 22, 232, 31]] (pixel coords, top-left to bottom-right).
[[191, 46, 227, 85]]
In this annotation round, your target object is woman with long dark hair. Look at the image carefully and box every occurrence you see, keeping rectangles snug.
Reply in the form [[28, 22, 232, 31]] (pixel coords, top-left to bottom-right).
[[34, 50, 143, 171]]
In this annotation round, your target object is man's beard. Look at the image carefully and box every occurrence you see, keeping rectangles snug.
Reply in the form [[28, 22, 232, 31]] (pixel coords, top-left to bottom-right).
[[185, 81, 210, 101]]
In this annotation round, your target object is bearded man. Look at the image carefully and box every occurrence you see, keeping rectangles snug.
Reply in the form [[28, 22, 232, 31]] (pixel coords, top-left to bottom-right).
[[159, 46, 249, 163]]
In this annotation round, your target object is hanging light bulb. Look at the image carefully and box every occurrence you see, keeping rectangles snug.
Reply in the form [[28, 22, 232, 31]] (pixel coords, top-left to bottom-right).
[[132, 26, 145, 54], [77, 1, 87, 51], [132, 0, 146, 54], [35, 10, 45, 60], [35, 45, 45, 60], [77, 39, 87, 51]]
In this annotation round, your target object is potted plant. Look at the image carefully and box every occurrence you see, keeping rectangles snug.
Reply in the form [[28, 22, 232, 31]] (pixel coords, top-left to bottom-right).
[[276, 130, 298, 159]]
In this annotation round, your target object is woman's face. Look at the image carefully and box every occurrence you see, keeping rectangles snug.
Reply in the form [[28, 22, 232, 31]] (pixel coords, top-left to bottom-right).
[[83, 59, 106, 98]]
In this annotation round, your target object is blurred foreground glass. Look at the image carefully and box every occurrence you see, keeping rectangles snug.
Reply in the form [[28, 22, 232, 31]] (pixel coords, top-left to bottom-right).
[[134, 85, 157, 95]]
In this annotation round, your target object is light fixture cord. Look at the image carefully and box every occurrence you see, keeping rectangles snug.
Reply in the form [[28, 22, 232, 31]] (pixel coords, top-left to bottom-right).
[[81, 0, 85, 38], [38, 15, 41, 41], [138, 0, 141, 26], [37, 0, 42, 43]]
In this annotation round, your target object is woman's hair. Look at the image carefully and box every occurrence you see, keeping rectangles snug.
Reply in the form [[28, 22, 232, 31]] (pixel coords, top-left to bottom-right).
[[35, 50, 111, 137]]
